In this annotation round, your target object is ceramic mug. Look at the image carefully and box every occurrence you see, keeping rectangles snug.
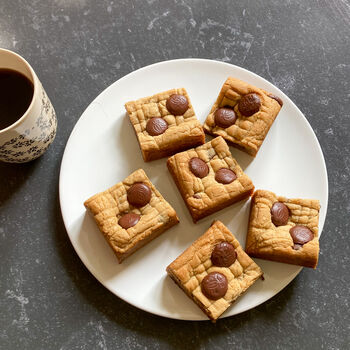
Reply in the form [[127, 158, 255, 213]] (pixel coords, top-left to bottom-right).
[[0, 48, 57, 163]]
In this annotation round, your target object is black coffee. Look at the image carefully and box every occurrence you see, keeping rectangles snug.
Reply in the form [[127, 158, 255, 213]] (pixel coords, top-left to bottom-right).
[[0, 68, 34, 130]]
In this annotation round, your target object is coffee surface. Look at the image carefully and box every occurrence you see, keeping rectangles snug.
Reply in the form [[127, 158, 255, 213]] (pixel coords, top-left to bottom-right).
[[0, 68, 34, 130]]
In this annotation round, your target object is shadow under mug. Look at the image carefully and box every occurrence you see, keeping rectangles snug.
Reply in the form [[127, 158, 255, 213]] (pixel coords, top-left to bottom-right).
[[0, 48, 57, 163]]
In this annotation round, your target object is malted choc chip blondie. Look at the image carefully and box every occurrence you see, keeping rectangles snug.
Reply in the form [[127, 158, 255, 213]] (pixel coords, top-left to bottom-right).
[[246, 190, 320, 268], [125, 88, 205, 161], [167, 136, 254, 222], [166, 220, 263, 322], [203, 77, 283, 157], [84, 169, 179, 263]]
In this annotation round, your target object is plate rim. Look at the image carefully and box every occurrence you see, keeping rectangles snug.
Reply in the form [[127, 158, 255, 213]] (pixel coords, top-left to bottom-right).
[[59, 58, 329, 321]]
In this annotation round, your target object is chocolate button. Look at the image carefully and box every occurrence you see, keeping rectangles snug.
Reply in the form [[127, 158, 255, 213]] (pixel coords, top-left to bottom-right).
[[146, 117, 168, 136], [238, 93, 261, 116], [118, 213, 140, 229], [268, 94, 283, 107], [166, 94, 189, 115], [215, 168, 237, 184], [211, 242, 237, 267], [214, 107, 237, 128], [127, 183, 152, 207], [189, 157, 209, 178], [271, 202, 289, 226], [290, 225, 314, 245], [201, 272, 228, 300]]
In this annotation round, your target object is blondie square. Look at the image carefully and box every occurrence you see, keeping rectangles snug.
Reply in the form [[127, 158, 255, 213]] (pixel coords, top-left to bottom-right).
[[167, 136, 254, 222], [203, 77, 283, 157], [166, 220, 263, 322], [84, 169, 179, 263], [246, 190, 320, 268], [125, 88, 205, 161]]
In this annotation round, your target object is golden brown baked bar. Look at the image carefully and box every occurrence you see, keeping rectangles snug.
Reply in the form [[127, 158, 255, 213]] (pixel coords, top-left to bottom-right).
[[167, 136, 254, 222], [125, 88, 205, 161], [246, 190, 320, 268], [166, 220, 263, 322], [84, 169, 179, 263], [203, 77, 282, 157]]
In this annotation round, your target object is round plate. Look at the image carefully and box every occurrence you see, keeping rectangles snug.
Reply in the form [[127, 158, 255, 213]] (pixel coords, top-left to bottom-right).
[[59, 59, 328, 320]]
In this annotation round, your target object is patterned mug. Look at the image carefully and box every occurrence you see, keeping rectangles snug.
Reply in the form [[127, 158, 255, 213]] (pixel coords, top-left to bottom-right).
[[0, 48, 57, 163]]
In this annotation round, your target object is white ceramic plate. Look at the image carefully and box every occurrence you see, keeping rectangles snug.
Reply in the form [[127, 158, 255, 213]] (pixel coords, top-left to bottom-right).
[[59, 59, 328, 321]]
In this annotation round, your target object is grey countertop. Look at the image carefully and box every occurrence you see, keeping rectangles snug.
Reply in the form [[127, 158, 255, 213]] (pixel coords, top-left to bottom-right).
[[1, 1, 349, 349]]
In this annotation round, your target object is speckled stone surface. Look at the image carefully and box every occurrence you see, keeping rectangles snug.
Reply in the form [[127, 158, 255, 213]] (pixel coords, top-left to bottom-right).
[[1, 1, 349, 349]]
